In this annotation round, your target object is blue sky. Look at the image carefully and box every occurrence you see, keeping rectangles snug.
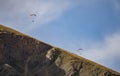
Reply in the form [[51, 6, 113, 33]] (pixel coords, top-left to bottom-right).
[[0, 0, 120, 72]]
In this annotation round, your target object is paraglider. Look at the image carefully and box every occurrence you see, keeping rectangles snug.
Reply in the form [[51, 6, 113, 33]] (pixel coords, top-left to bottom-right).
[[76, 48, 83, 55], [77, 48, 83, 51], [30, 13, 37, 23]]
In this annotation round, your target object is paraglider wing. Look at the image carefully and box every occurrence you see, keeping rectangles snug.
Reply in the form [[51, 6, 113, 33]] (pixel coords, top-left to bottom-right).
[[30, 14, 37, 16], [76, 48, 83, 52], [78, 48, 83, 50]]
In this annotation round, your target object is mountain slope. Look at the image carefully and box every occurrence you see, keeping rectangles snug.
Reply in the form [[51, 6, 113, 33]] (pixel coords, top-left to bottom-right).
[[0, 24, 120, 76]]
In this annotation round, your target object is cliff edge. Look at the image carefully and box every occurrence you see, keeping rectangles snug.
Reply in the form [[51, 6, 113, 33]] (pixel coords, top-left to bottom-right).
[[0, 24, 120, 76]]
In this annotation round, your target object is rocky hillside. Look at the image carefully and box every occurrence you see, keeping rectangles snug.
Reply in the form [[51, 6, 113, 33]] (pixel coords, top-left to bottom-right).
[[0, 24, 120, 76]]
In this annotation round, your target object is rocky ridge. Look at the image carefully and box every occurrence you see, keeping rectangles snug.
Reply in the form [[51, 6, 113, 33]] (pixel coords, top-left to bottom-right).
[[0, 24, 120, 76]]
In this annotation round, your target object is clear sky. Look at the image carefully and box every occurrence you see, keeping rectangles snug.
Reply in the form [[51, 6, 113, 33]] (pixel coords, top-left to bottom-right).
[[0, 0, 120, 72]]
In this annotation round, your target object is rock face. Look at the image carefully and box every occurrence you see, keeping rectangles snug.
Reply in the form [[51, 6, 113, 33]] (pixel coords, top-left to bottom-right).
[[0, 24, 120, 76]]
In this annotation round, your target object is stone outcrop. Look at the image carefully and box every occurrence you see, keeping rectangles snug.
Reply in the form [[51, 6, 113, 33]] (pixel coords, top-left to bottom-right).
[[0, 24, 120, 76]]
